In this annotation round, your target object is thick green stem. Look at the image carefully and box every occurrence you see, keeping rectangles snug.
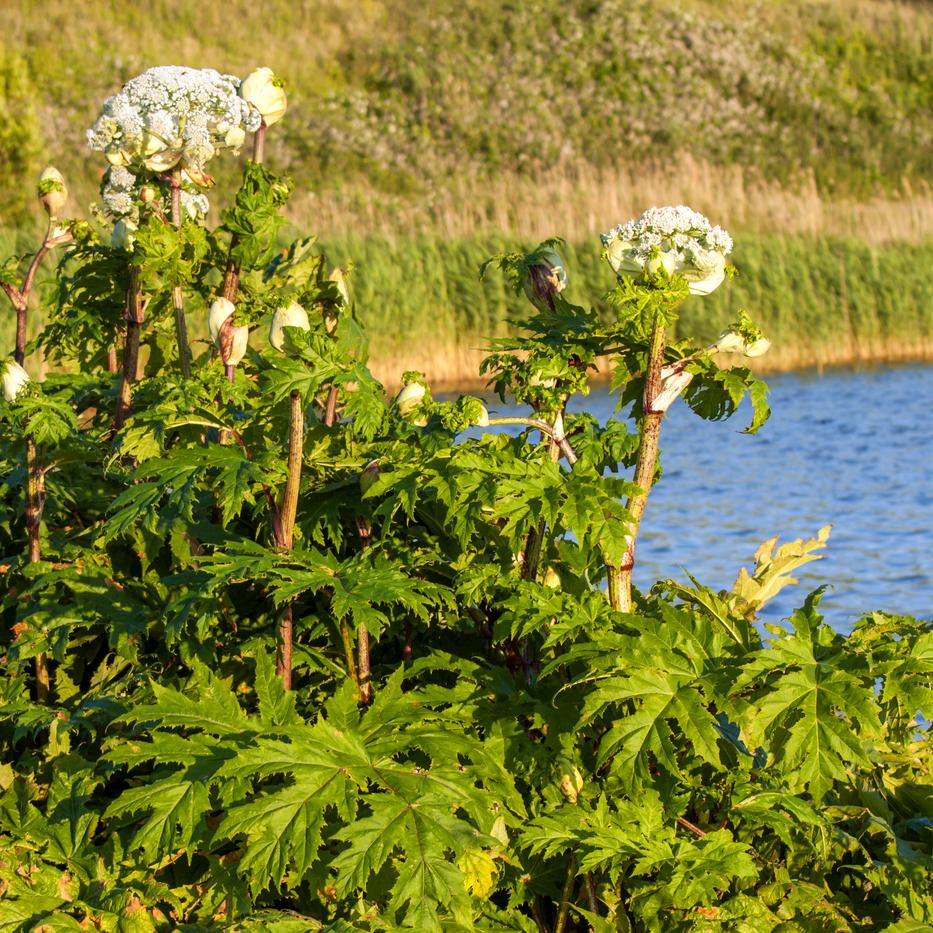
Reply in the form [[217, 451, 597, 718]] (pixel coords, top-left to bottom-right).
[[276, 607, 293, 691], [356, 517, 373, 705], [357, 623, 372, 704], [522, 413, 563, 582], [280, 391, 303, 548], [275, 390, 304, 688], [340, 618, 360, 692], [323, 385, 338, 427], [115, 268, 143, 429], [252, 121, 266, 164], [3, 220, 71, 366], [486, 416, 577, 465], [220, 123, 266, 305], [169, 170, 192, 379], [553, 853, 577, 933], [24, 438, 48, 701], [610, 318, 667, 612]]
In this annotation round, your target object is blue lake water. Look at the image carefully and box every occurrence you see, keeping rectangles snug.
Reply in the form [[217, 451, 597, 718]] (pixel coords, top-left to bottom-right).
[[470, 363, 933, 633]]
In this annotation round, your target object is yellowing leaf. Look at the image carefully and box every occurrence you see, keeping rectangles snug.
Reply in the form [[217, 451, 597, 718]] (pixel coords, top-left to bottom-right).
[[458, 847, 498, 899], [730, 525, 831, 616]]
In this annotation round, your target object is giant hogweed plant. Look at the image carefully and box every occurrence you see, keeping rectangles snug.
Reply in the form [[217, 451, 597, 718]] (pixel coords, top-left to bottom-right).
[[0, 66, 930, 933]]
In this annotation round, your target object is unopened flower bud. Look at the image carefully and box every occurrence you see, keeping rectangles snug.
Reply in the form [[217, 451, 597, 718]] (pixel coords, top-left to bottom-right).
[[682, 252, 726, 296], [604, 238, 644, 277], [1, 359, 30, 403], [652, 364, 694, 414], [645, 251, 678, 279], [522, 249, 568, 312], [360, 459, 381, 494], [744, 336, 771, 358], [269, 300, 310, 351], [710, 331, 745, 354], [710, 328, 771, 358], [330, 267, 350, 306], [225, 325, 250, 366], [37, 167, 67, 217], [224, 126, 246, 150], [239, 68, 288, 127], [395, 382, 427, 425], [182, 162, 215, 189], [142, 145, 184, 173], [556, 760, 584, 804], [106, 149, 132, 168], [475, 403, 490, 427], [111, 219, 136, 251], [139, 185, 158, 204], [208, 297, 249, 364], [208, 297, 235, 345]]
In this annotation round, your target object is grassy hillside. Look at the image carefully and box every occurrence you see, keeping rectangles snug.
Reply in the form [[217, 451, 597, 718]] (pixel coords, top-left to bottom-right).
[[4, 0, 932, 233]]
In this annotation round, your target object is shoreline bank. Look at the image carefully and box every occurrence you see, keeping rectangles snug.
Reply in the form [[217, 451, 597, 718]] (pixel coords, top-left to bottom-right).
[[369, 340, 933, 393]]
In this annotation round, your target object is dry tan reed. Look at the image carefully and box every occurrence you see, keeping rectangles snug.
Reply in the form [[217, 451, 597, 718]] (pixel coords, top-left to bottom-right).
[[289, 155, 933, 245], [368, 337, 933, 394]]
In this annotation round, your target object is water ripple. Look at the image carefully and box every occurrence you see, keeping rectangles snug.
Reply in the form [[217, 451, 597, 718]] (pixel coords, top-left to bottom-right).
[[471, 362, 933, 633]]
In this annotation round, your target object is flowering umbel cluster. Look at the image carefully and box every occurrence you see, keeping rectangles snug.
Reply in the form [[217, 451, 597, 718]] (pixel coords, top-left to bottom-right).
[[87, 66, 259, 175], [87, 66, 265, 245], [601, 205, 733, 295]]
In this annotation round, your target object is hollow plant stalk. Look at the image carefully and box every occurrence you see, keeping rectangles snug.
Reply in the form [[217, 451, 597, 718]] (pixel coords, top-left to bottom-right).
[[274, 389, 304, 688], [553, 853, 577, 933], [169, 169, 192, 378], [355, 515, 373, 705], [115, 267, 144, 429], [610, 317, 667, 611], [521, 410, 565, 583], [24, 437, 49, 701], [221, 122, 266, 304], [320, 385, 372, 702], [1, 219, 71, 366], [1, 221, 72, 700]]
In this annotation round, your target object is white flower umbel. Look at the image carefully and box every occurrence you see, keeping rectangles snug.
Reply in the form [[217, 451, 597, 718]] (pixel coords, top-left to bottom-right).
[[1, 359, 30, 403], [602, 205, 733, 296], [87, 66, 260, 178]]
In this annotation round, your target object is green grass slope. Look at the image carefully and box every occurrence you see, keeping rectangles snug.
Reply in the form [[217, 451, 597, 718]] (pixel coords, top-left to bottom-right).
[[3, 0, 931, 227]]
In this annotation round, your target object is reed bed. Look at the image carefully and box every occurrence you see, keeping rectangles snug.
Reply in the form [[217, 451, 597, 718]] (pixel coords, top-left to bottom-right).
[[2, 229, 930, 389], [319, 233, 933, 387]]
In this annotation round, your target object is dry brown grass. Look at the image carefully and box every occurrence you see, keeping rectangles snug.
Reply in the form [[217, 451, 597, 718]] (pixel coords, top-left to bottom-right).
[[368, 337, 933, 393], [290, 155, 933, 245]]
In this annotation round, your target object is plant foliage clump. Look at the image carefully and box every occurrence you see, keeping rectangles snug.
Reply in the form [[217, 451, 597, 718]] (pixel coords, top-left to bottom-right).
[[0, 66, 930, 933]]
